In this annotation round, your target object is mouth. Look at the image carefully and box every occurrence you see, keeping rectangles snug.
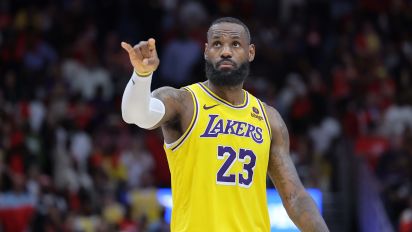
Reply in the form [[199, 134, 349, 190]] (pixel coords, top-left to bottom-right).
[[217, 60, 236, 70]]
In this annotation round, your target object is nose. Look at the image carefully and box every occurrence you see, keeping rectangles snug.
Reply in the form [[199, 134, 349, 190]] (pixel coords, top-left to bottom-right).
[[220, 45, 232, 58]]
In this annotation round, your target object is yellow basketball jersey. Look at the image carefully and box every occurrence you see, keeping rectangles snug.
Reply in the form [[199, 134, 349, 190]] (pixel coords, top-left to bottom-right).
[[164, 83, 272, 232]]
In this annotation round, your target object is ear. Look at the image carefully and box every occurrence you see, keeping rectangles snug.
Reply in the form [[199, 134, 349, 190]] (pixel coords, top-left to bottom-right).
[[248, 44, 255, 62], [204, 43, 208, 60]]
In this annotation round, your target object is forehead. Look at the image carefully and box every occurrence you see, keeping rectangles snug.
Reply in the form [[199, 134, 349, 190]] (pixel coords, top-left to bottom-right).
[[208, 23, 247, 41]]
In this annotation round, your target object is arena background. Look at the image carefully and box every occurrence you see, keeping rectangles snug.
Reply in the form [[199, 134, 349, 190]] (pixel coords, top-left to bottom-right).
[[0, 0, 411, 231]]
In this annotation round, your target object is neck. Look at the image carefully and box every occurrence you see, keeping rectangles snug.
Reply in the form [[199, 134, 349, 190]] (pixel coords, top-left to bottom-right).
[[205, 80, 245, 105]]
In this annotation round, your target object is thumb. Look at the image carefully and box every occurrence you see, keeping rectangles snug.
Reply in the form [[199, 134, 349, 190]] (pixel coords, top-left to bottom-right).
[[121, 42, 134, 54]]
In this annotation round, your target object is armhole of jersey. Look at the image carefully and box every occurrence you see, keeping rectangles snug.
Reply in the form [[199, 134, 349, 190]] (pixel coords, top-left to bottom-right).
[[165, 86, 199, 151], [257, 99, 272, 140]]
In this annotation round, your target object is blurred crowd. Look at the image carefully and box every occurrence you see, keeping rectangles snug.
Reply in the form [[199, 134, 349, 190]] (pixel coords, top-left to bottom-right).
[[1, 0, 412, 231]]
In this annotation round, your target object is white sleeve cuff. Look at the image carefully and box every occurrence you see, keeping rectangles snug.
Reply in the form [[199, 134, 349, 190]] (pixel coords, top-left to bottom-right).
[[121, 71, 165, 129]]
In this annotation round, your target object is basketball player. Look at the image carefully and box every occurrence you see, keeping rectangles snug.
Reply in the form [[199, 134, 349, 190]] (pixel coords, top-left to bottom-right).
[[121, 17, 329, 232]]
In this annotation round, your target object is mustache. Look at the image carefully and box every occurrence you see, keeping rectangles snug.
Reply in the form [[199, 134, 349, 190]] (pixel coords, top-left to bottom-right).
[[205, 60, 249, 87], [216, 58, 237, 68]]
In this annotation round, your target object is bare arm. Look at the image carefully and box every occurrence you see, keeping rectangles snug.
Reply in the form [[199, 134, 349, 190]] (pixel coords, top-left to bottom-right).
[[265, 103, 329, 232]]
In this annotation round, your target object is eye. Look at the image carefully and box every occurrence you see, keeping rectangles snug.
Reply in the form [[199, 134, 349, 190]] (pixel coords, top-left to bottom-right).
[[213, 41, 221, 47], [233, 41, 241, 47]]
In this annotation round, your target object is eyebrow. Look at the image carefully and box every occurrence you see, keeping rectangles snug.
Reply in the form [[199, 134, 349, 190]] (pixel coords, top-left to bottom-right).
[[211, 33, 241, 40]]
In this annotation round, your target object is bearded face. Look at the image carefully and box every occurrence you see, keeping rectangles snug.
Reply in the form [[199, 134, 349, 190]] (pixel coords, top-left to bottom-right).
[[204, 22, 255, 87], [205, 59, 250, 86]]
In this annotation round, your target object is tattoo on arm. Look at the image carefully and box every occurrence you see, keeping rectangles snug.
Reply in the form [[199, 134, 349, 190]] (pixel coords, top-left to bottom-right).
[[149, 87, 185, 128], [266, 105, 329, 232], [293, 195, 329, 232], [285, 190, 298, 204]]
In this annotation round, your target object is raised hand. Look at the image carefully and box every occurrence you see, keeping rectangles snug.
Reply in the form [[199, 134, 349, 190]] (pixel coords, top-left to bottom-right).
[[121, 38, 160, 75]]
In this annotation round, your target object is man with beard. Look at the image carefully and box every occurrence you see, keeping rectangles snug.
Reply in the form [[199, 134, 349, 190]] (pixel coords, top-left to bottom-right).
[[120, 17, 329, 232]]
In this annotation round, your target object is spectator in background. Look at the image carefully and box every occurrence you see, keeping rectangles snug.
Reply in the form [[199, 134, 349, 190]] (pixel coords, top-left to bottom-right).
[[62, 51, 113, 101], [121, 136, 155, 189], [275, 72, 307, 117], [159, 27, 202, 87], [23, 30, 57, 72], [376, 129, 412, 226], [380, 97, 412, 137], [399, 196, 412, 232], [159, 2, 208, 87], [0, 172, 35, 232]]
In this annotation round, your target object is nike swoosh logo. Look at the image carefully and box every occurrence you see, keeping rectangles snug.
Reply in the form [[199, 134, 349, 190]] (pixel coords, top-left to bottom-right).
[[203, 104, 219, 110]]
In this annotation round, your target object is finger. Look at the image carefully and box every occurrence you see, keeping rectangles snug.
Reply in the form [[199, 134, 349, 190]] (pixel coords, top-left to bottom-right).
[[122, 42, 141, 61], [121, 42, 134, 54], [139, 44, 150, 58], [133, 41, 149, 58], [133, 44, 143, 60], [148, 38, 156, 51], [148, 38, 158, 57]]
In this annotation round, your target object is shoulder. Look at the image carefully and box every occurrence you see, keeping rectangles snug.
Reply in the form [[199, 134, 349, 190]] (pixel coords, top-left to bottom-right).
[[261, 102, 285, 130], [247, 92, 282, 125], [260, 102, 289, 146], [152, 86, 195, 123], [152, 86, 192, 104]]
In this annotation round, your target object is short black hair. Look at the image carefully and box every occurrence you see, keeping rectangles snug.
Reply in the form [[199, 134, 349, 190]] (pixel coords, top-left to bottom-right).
[[207, 17, 251, 43]]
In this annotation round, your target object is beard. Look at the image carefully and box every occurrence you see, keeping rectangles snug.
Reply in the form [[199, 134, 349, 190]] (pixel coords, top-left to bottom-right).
[[205, 59, 250, 87]]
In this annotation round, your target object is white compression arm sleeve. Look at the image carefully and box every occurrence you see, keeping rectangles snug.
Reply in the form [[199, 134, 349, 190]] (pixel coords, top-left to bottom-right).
[[121, 72, 165, 129]]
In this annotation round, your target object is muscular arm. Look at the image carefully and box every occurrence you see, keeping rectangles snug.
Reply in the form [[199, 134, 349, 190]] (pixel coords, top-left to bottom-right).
[[264, 104, 329, 232], [151, 86, 193, 129]]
